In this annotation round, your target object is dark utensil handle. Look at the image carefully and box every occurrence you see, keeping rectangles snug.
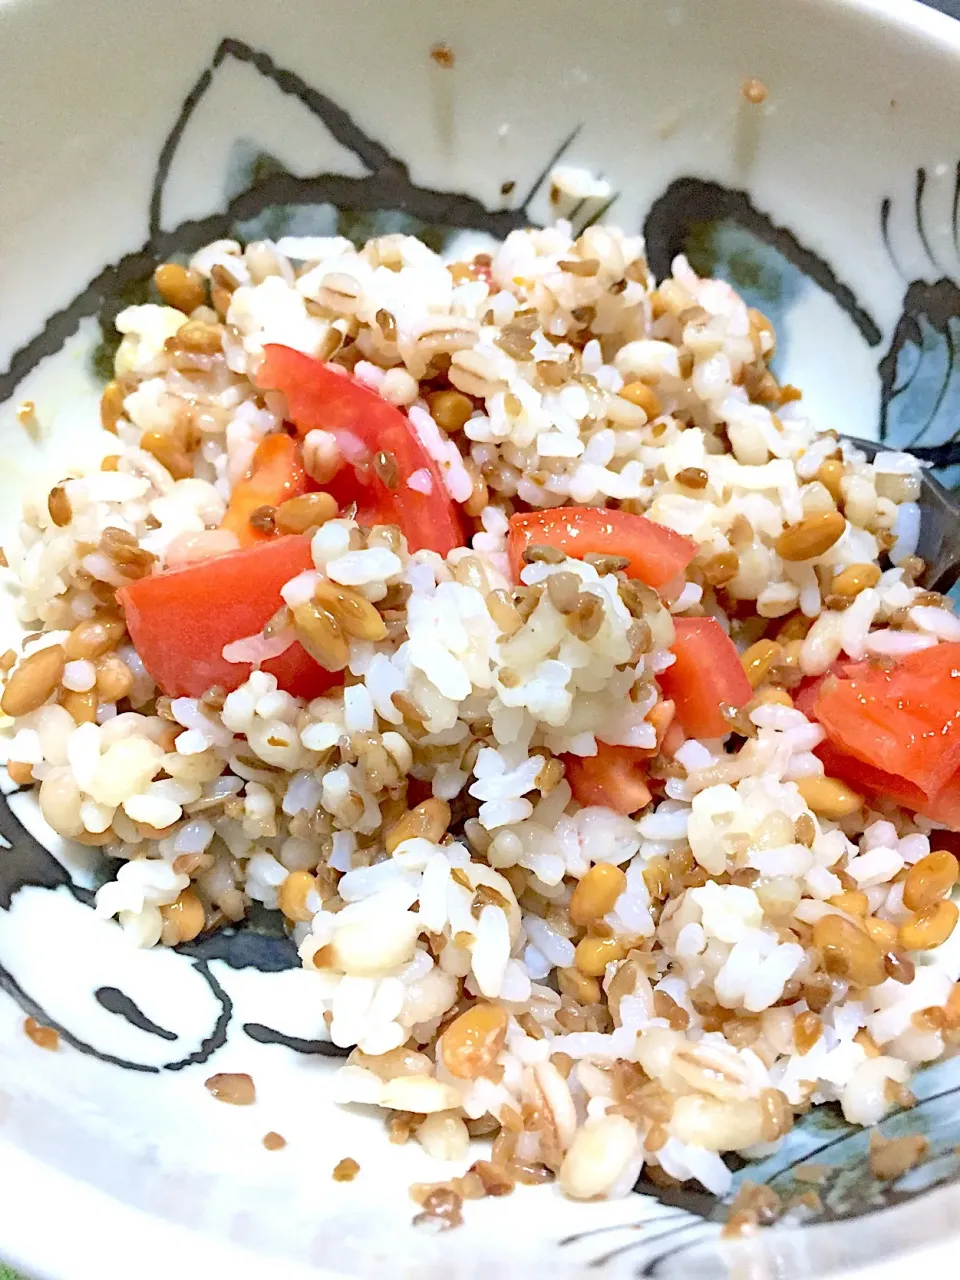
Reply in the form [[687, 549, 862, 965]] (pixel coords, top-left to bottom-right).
[[845, 435, 960, 593], [903, 441, 960, 469]]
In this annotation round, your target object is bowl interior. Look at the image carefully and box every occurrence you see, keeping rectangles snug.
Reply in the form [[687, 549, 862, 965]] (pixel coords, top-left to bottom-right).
[[4, 0, 960, 1276]]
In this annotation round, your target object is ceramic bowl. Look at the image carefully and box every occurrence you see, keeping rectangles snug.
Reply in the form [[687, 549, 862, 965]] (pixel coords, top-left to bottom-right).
[[4, 1, 960, 1277]]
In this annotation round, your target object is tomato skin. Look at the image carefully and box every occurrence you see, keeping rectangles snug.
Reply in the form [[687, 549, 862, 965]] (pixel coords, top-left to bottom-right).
[[507, 507, 695, 589], [563, 743, 652, 815], [256, 345, 465, 556], [221, 433, 308, 547], [118, 535, 339, 700], [809, 644, 960, 797], [796, 666, 960, 830], [807, 731, 960, 829], [657, 617, 752, 740]]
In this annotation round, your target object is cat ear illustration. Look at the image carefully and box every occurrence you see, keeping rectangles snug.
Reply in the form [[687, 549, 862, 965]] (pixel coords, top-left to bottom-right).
[[643, 178, 884, 438], [150, 38, 405, 240], [877, 167, 960, 484]]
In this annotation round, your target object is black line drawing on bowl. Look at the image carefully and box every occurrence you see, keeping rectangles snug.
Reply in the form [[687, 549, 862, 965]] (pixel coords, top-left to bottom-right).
[[95, 986, 179, 1040], [642, 176, 882, 347], [0, 944, 231, 1073], [642, 168, 960, 485], [876, 166, 960, 485], [0, 32, 566, 1082], [243, 1021, 349, 1057], [1, 33, 960, 1246]]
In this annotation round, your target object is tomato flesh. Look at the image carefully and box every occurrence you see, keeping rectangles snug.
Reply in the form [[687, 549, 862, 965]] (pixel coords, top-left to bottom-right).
[[795, 655, 960, 830], [808, 732, 960, 830], [563, 743, 652, 815], [221, 433, 307, 547], [657, 617, 752, 740], [118, 535, 339, 699], [507, 507, 695, 589], [256, 345, 465, 556], [810, 645, 960, 797]]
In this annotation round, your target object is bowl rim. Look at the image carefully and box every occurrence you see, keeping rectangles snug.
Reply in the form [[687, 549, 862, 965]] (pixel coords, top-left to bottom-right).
[[4, 0, 960, 1276], [4, 1129, 960, 1280], [0, 1138, 332, 1280], [840, 0, 960, 49]]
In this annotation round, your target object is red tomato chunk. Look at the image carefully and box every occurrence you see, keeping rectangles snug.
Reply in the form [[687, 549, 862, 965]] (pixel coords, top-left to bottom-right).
[[118, 536, 339, 700], [796, 646, 960, 829], [657, 617, 752, 740], [507, 507, 695, 589], [256, 345, 464, 556], [564, 742, 652, 815], [221, 432, 307, 547]]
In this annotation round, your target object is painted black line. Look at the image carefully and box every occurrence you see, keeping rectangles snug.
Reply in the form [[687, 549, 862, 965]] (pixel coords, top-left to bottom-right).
[[888, 343, 921, 399], [559, 1213, 687, 1247], [914, 318, 955, 445], [878, 277, 960, 444], [177, 916, 300, 973], [518, 124, 582, 212], [243, 1021, 350, 1057], [581, 191, 620, 232], [0, 793, 94, 910], [643, 178, 882, 347], [149, 36, 409, 238], [0, 169, 528, 407], [149, 61, 217, 241], [915, 168, 940, 274], [591, 1219, 705, 1269], [759, 1129, 863, 1185], [95, 987, 178, 1041], [566, 197, 588, 226], [908, 439, 960, 466], [0, 245, 157, 405], [0, 962, 159, 1073], [634, 1223, 707, 1277], [755, 1085, 960, 1192], [881, 196, 907, 281], [952, 160, 960, 261], [163, 960, 232, 1072], [219, 39, 405, 179]]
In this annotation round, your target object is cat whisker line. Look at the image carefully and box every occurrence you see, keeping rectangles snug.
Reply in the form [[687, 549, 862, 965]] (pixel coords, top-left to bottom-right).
[[518, 123, 582, 212], [590, 1220, 708, 1270], [915, 168, 944, 277], [559, 1211, 688, 1247]]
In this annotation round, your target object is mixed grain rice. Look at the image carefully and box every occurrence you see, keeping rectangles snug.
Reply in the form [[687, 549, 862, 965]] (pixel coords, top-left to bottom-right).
[[4, 205, 960, 1206]]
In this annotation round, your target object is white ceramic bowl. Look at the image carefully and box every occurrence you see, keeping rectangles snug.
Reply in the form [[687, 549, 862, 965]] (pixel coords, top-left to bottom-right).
[[4, 1, 960, 1277]]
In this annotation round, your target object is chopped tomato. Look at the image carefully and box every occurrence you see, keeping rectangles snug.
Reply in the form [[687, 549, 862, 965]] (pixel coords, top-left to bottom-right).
[[221, 432, 308, 547], [507, 507, 695, 589], [118, 535, 339, 700], [563, 743, 652, 815], [796, 656, 960, 830], [910, 781, 960, 830], [256, 345, 464, 556], [807, 645, 960, 797], [657, 617, 752, 739], [803, 729, 960, 830]]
